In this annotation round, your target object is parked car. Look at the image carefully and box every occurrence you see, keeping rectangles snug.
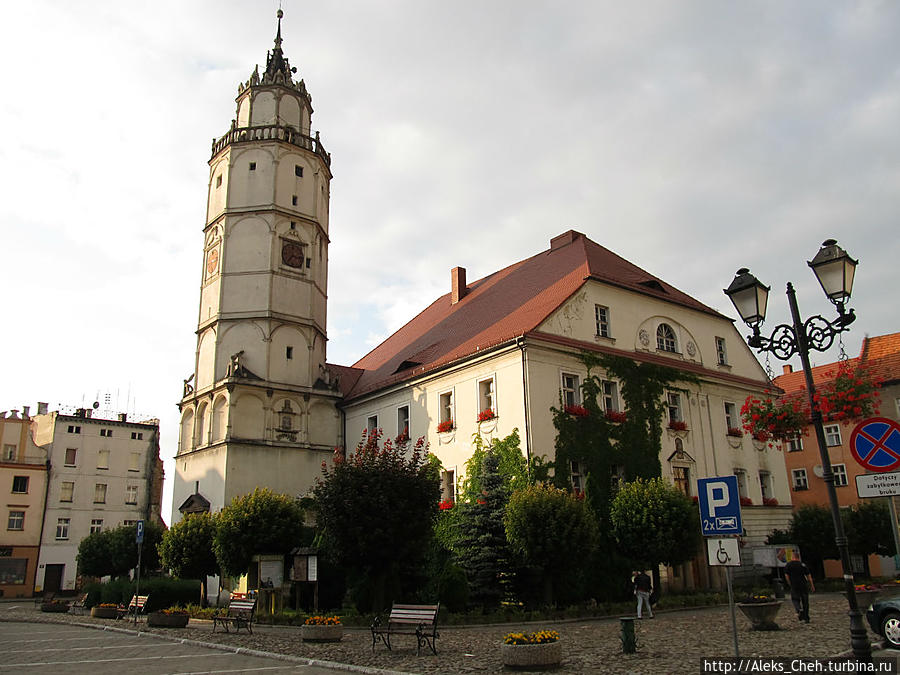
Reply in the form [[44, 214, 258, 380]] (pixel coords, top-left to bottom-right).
[[865, 598, 900, 647]]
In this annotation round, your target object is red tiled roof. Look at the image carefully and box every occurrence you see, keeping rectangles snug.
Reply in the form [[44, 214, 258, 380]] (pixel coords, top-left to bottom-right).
[[343, 231, 727, 400]]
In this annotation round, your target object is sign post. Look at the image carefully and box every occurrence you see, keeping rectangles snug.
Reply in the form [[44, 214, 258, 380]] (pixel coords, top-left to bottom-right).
[[135, 520, 144, 627], [698, 476, 743, 658]]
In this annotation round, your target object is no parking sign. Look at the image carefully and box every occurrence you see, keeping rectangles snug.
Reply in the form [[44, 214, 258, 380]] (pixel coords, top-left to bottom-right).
[[849, 417, 900, 473]]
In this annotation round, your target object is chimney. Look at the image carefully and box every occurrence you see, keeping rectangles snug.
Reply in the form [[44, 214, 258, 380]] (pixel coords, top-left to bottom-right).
[[118, 413, 128, 422], [451, 266, 467, 304], [37, 402, 48, 415], [783, 365, 793, 375], [22, 406, 30, 418], [550, 230, 584, 250]]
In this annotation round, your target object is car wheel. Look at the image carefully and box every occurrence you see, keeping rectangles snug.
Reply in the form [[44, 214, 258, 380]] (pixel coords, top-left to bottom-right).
[[881, 613, 900, 648]]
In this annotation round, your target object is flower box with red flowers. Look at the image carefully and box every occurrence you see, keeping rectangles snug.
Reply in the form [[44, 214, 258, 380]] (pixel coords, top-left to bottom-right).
[[564, 404, 589, 417], [477, 408, 496, 422], [727, 427, 744, 438], [739, 496, 753, 506], [437, 419, 454, 433], [813, 362, 881, 423], [741, 394, 807, 442], [438, 498, 454, 510], [762, 497, 779, 506], [605, 410, 627, 423], [668, 420, 688, 431]]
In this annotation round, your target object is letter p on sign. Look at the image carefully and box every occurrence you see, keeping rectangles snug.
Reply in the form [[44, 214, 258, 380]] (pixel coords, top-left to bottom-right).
[[706, 481, 729, 517]]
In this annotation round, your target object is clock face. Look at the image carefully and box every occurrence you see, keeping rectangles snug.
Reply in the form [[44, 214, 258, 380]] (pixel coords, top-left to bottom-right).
[[282, 241, 304, 268], [206, 248, 219, 277]]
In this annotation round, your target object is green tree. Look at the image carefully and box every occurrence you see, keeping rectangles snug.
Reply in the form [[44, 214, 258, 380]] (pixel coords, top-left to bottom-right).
[[313, 430, 440, 611], [459, 429, 529, 503], [609, 478, 699, 591], [846, 500, 896, 558], [159, 512, 218, 604], [213, 488, 305, 578], [504, 483, 599, 606], [76, 521, 164, 578], [788, 504, 837, 577]]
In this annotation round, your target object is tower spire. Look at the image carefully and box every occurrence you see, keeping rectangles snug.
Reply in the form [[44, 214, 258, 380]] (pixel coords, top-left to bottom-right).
[[263, 8, 295, 85]]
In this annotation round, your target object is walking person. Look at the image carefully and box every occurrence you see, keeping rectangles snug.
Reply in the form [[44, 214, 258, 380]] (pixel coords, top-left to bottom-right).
[[633, 570, 653, 619], [784, 557, 815, 623]]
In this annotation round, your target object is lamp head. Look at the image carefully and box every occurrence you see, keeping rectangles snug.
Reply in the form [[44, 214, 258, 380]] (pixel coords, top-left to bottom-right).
[[808, 239, 857, 307], [724, 268, 770, 328]]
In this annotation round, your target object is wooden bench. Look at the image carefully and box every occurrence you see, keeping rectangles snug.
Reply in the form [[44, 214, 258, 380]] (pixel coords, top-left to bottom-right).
[[117, 594, 149, 619], [371, 603, 439, 655], [69, 593, 89, 615], [34, 591, 55, 607], [212, 598, 256, 634]]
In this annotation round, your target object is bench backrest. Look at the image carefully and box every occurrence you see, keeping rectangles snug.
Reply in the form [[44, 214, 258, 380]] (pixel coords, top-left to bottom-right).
[[388, 603, 439, 626], [127, 594, 149, 609], [72, 593, 88, 605], [227, 598, 256, 617]]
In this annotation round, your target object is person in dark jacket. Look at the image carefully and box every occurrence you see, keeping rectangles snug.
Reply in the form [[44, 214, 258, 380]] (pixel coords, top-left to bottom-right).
[[633, 570, 653, 619], [784, 557, 815, 622]]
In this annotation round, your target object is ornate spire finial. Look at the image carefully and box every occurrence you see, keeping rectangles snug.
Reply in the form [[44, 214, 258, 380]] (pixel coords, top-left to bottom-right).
[[275, 9, 283, 49]]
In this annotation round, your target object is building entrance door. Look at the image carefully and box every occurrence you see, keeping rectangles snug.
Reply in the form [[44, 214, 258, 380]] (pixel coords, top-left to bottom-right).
[[43, 564, 64, 593]]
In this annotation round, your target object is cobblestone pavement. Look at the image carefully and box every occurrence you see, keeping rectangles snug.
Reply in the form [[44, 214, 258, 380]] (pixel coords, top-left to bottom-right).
[[0, 594, 888, 674]]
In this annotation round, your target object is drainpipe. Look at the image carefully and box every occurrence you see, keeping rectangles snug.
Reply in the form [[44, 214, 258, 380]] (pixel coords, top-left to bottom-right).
[[517, 337, 532, 467], [36, 457, 51, 595]]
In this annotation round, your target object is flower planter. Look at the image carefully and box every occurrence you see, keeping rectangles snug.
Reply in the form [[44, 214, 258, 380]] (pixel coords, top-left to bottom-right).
[[41, 602, 70, 613], [301, 624, 343, 642], [501, 640, 562, 670], [91, 606, 119, 619], [847, 589, 880, 605], [147, 611, 190, 628], [737, 601, 783, 630]]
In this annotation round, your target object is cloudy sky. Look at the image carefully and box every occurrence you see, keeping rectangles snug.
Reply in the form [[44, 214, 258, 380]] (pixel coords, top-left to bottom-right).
[[2, 1, 898, 522]]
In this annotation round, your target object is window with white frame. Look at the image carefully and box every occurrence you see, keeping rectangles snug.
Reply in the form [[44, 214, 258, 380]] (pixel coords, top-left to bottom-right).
[[824, 424, 842, 447], [792, 468, 808, 490], [100, 428, 113, 438], [657, 323, 678, 352], [3, 444, 15, 460], [97, 449, 109, 469], [129, 452, 140, 472], [759, 471, 772, 500], [786, 434, 803, 452], [895, 397, 900, 418], [441, 469, 455, 503], [734, 469, 748, 498], [601, 380, 620, 412], [397, 405, 410, 438], [94, 483, 107, 504], [131, 432, 143, 440], [667, 392, 683, 424], [123, 520, 137, 526], [439, 390, 454, 426], [595, 304, 611, 338], [561, 373, 581, 407], [90, 519, 103, 534], [125, 485, 138, 505], [67, 425, 81, 434], [478, 377, 496, 417], [715, 337, 728, 365], [56, 517, 70, 540], [11, 476, 28, 494], [60, 481, 74, 502], [833, 463, 848, 487], [366, 415, 378, 437], [724, 402, 738, 432], [673, 466, 690, 496], [8, 510, 24, 531], [570, 461, 585, 493]]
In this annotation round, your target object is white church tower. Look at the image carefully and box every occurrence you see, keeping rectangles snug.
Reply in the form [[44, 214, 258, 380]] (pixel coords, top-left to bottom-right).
[[172, 11, 342, 523]]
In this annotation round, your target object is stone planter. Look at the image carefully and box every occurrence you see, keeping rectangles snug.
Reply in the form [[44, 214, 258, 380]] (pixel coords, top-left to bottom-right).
[[301, 623, 343, 642], [847, 589, 880, 605], [737, 601, 783, 630], [147, 611, 190, 628], [91, 606, 119, 619], [501, 640, 562, 670], [41, 602, 70, 613]]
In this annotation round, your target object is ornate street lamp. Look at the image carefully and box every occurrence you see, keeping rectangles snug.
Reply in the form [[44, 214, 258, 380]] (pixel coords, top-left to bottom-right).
[[724, 239, 870, 662]]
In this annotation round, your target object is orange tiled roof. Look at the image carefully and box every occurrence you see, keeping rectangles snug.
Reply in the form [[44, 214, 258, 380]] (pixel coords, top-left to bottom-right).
[[342, 230, 727, 400]]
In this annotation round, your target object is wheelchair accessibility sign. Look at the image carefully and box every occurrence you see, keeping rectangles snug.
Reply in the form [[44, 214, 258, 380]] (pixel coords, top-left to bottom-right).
[[707, 538, 741, 566], [698, 476, 743, 537]]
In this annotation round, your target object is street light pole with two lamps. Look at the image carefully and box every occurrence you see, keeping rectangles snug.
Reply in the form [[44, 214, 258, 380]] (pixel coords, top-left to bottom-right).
[[724, 239, 871, 662]]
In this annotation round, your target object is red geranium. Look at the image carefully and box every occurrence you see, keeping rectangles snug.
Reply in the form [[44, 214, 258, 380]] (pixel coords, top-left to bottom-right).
[[477, 408, 496, 422], [564, 404, 589, 417], [437, 419, 454, 433]]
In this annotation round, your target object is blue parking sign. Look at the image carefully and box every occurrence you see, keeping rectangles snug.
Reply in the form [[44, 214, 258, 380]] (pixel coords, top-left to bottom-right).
[[697, 476, 743, 537], [136, 520, 144, 544]]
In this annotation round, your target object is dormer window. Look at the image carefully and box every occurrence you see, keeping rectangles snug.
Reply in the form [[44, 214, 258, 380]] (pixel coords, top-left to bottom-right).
[[657, 324, 678, 353]]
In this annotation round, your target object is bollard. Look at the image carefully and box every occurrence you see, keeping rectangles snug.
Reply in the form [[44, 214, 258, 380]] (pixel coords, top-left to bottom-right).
[[620, 616, 636, 654], [772, 578, 785, 599]]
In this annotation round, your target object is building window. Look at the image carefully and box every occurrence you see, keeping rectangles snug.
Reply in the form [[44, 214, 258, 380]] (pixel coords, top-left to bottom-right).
[[895, 397, 900, 418], [100, 429, 112, 437], [824, 424, 842, 447], [3, 444, 16, 460], [90, 519, 103, 534], [759, 471, 772, 500], [570, 461, 585, 493], [792, 468, 808, 491], [657, 323, 678, 352], [7, 511, 24, 531], [97, 450, 110, 469], [131, 432, 143, 440], [125, 485, 138, 505], [724, 402, 738, 432], [292, 195, 298, 206], [366, 415, 378, 437], [215, 175, 222, 188], [667, 392, 683, 424], [64, 448, 77, 466], [595, 305, 611, 338], [673, 466, 690, 496], [123, 520, 137, 526], [56, 518, 70, 540], [67, 425, 81, 434], [786, 434, 803, 452], [249, 162, 256, 171], [601, 380, 619, 412], [478, 377, 496, 416], [295, 165, 303, 177], [561, 373, 581, 407], [734, 469, 748, 498], [11, 476, 28, 493], [286, 346, 293, 360], [715, 337, 728, 365], [397, 405, 410, 439], [441, 469, 455, 503], [129, 453, 141, 472], [94, 483, 107, 504], [60, 481, 74, 502], [439, 390, 454, 426], [833, 463, 848, 487], [610, 464, 625, 489]]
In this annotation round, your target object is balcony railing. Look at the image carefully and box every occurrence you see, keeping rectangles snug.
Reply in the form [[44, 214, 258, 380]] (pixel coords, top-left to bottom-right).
[[211, 124, 330, 167], [1, 454, 47, 466]]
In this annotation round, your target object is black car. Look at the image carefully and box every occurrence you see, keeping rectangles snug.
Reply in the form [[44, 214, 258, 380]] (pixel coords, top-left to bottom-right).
[[865, 598, 900, 647]]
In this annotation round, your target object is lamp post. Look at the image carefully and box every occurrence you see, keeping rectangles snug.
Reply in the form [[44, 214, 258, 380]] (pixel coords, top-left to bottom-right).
[[724, 239, 871, 662]]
